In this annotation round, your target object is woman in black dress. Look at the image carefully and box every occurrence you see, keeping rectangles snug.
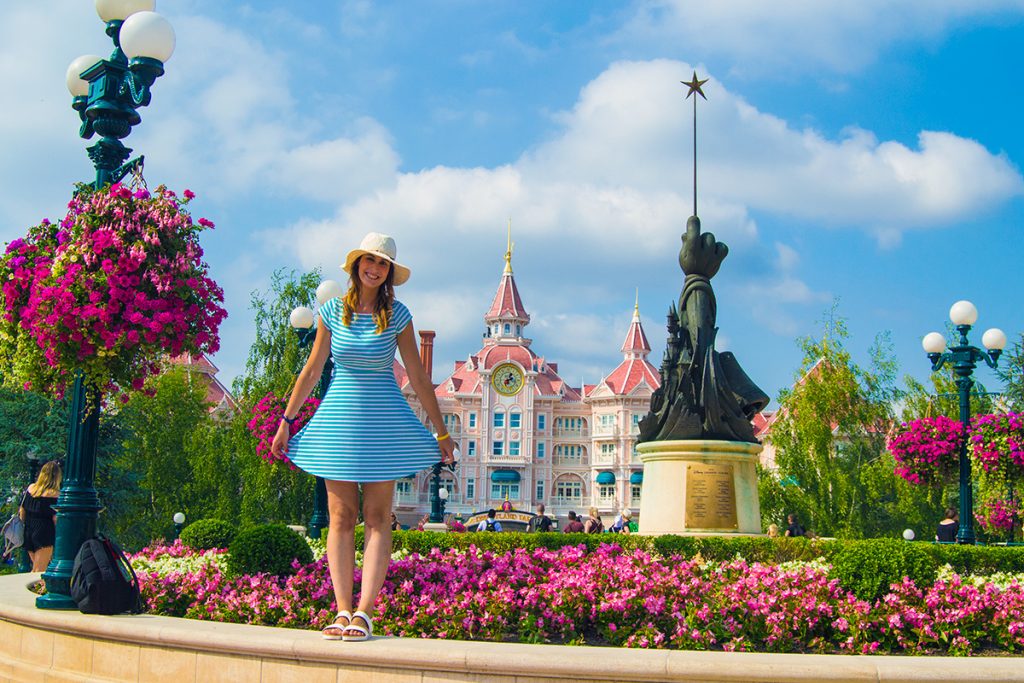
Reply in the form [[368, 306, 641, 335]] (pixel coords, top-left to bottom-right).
[[19, 461, 61, 572], [935, 508, 959, 543]]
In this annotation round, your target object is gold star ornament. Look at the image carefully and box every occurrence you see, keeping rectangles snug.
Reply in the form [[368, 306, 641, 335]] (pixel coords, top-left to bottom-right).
[[681, 71, 709, 100]]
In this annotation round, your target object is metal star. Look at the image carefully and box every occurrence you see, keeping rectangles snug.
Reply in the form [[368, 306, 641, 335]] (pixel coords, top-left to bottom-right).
[[681, 71, 709, 100]]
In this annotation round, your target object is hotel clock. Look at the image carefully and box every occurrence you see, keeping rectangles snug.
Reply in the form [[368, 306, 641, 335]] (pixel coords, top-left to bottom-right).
[[491, 363, 525, 397]]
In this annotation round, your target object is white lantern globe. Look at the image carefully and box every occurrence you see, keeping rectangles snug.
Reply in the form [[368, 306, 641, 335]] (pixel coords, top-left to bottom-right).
[[172, 512, 186, 525], [438, 487, 449, 500], [289, 306, 315, 330], [983, 328, 1007, 351], [66, 55, 103, 96], [902, 529, 915, 541], [949, 300, 978, 326], [316, 280, 344, 305], [95, 0, 154, 22], [119, 11, 176, 62], [922, 332, 946, 354]]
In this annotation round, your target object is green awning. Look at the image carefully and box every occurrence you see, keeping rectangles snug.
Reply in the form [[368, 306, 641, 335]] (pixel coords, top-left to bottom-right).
[[491, 469, 521, 483], [596, 471, 615, 485], [630, 471, 644, 484]]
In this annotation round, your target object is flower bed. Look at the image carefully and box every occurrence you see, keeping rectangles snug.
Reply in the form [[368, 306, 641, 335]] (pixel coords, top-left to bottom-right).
[[130, 541, 1024, 656]]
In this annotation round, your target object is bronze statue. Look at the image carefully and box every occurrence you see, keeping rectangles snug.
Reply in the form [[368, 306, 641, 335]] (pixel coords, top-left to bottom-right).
[[639, 215, 769, 444]]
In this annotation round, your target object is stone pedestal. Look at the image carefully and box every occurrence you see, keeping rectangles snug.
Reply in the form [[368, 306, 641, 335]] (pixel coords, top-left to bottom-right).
[[637, 440, 762, 535], [422, 522, 448, 533]]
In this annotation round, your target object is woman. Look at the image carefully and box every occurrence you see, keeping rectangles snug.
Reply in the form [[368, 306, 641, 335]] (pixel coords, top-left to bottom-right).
[[583, 507, 604, 534], [935, 508, 958, 543], [271, 232, 456, 642], [19, 461, 62, 572]]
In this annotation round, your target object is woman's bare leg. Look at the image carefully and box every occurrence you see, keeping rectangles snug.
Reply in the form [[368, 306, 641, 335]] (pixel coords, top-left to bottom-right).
[[32, 546, 52, 573], [325, 480, 360, 620], [350, 480, 395, 631]]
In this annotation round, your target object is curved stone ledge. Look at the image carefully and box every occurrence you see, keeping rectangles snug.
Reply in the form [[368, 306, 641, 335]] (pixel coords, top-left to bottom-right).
[[1, 573, 1022, 683]]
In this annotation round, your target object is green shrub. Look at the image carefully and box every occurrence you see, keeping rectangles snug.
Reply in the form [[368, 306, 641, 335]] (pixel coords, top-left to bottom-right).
[[830, 538, 937, 601], [179, 518, 236, 551], [227, 524, 313, 576]]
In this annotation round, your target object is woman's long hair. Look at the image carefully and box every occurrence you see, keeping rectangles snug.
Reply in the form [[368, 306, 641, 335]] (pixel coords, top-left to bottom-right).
[[32, 461, 62, 497], [341, 255, 395, 333]]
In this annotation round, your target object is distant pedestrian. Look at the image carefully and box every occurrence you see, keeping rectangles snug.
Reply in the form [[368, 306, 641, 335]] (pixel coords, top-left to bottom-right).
[[766, 523, 779, 538], [477, 509, 502, 532], [563, 511, 585, 533], [390, 512, 401, 531], [20, 461, 62, 572], [610, 508, 633, 534], [784, 513, 805, 538], [528, 503, 553, 532], [936, 508, 959, 543], [584, 507, 604, 534]]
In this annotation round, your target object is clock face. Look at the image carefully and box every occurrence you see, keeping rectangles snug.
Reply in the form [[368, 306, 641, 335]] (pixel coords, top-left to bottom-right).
[[491, 363, 525, 396]]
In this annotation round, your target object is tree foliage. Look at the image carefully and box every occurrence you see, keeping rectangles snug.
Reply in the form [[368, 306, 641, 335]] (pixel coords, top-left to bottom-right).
[[998, 331, 1024, 410], [762, 310, 903, 538]]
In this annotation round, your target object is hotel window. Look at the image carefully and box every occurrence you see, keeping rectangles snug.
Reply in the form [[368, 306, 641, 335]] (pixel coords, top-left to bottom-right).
[[599, 414, 615, 429], [493, 441, 504, 456], [509, 441, 520, 456], [467, 440, 476, 456], [469, 412, 477, 429], [536, 442, 545, 459], [516, 324, 521, 336], [536, 480, 544, 501], [509, 412, 521, 429], [555, 480, 582, 499], [601, 443, 617, 457], [631, 414, 641, 429], [491, 483, 520, 500], [395, 480, 412, 496], [537, 414, 546, 431], [631, 484, 641, 502], [494, 412, 504, 428], [504, 323, 511, 334], [467, 478, 475, 499]]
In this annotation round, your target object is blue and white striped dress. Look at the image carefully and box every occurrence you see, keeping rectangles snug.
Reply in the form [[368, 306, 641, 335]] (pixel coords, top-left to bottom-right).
[[285, 298, 441, 482]]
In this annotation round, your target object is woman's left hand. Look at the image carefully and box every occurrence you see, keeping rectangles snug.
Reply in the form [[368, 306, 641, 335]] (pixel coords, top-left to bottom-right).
[[438, 437, 457, 465]]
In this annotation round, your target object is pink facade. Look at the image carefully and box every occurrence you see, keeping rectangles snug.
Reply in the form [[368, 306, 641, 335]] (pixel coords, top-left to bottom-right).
[[395, 249, 660, 527]]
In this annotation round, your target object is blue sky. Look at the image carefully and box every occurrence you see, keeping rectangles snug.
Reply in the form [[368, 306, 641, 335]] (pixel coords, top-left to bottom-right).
[[2, 1, 1023, 407]]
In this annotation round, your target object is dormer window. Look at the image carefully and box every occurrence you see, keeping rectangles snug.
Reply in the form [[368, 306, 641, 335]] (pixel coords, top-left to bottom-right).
[[504, 323, 511, 335], [516, 324, 521, 336]]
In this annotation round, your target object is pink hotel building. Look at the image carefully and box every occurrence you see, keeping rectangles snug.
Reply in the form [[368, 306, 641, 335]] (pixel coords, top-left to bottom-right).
[[393, 248, 661, 526]]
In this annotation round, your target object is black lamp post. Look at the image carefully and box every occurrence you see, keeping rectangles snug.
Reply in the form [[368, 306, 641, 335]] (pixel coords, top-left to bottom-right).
[[37, 0, 175, 610], [172, 511, 185, 540], [428, 462, 449, 524], [290, 280, 343, 539], [922, 300, 1006, 545]]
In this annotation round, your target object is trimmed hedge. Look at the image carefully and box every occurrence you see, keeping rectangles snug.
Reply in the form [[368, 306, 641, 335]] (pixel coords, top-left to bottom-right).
[[829, 538, 937, 601], [179, 518, 236, 551], [227, 524, 313, 576]]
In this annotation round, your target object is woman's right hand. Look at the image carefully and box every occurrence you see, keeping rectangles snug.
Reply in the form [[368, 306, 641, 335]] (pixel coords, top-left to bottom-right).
[[271, 422, 290, 458]]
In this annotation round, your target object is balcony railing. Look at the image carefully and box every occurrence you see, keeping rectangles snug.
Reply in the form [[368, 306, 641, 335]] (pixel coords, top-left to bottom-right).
[[554, 428, 589, 439], [394, 492, 419, 507], [485, 453, 530, 464], [596, 495, 617, 508], [592, 453, 616, 466], [550, 496, 584, 508], [553, 456, 587, 467], [593, 426, 617, 437]]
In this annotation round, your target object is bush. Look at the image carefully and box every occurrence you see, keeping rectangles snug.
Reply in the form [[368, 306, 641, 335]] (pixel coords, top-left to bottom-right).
[[179, 518, 236, 551], [830, 538, 937, 601], [227, 524, 312, 576]]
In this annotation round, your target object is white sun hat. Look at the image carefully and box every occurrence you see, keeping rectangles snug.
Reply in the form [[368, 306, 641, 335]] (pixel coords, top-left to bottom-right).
[[342, 232, 411, 286]]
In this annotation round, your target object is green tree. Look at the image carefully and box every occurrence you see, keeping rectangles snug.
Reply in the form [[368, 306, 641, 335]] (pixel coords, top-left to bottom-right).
[[0, 386, 68, 511], [232, 268, 323, 404], [998, 331, 1024, 409], [764, 310, 901, 538]]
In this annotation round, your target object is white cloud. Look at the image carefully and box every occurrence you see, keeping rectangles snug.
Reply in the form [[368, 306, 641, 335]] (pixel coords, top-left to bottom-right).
[[616, 0, 1024, 76]]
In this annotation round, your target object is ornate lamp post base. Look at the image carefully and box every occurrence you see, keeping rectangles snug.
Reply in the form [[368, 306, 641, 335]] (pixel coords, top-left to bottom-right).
[[37, 376, 102, 609]]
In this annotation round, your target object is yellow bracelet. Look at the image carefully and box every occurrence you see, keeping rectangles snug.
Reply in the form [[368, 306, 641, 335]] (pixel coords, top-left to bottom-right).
[[436, 432, 451, 442]]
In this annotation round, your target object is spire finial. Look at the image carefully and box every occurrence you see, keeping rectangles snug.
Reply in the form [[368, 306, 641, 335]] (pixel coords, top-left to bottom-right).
[[633, 288, 640, 321], [504, 217, 514, 275], [680, 71, 709, 218]]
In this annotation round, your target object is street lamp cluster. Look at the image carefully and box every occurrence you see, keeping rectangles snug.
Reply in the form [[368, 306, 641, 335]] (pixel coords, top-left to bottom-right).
[[37, 0, 176, 611], [922, 300, 1006, 545]]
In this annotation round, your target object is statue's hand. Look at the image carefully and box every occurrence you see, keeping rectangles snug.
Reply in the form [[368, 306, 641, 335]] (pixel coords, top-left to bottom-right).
[[679, 216, 727, 278]]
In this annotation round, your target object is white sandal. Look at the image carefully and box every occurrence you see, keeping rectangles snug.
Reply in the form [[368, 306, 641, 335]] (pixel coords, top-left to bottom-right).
[[341, 610, 373, 641], [321, 610, 352, 640]]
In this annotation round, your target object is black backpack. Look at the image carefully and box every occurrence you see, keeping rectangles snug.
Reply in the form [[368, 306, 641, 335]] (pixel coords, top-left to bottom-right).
[[536, 516, 552, 532], [70, 535, 144, 615], [485, 519, 497, 532]]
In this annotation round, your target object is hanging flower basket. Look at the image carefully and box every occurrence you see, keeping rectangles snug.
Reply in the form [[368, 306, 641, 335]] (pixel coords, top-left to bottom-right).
[[968, 412, 1024, 488], [0, 183, 226, 398], [974, 496, 1021, 536], [247, 391, 320, 467], [888, 416, 964, 486]]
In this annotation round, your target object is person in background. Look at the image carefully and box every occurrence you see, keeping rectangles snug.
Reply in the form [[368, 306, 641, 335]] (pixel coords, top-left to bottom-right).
[[936, 508, 959, 543], [583, 507, 604, 534], [528, 503, 553, 532], [784, 513, 805, 537], [563, 511, 585, 533], [390, 512, 401, 531], [766, 523, 779, 538], [610, 508, 633, 534], [477, 509, 502, 532], [19, 461, 62, 572]]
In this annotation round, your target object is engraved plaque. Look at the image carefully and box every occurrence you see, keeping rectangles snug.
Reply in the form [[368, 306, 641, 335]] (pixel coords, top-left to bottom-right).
[[684, 462, 737, 529]]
